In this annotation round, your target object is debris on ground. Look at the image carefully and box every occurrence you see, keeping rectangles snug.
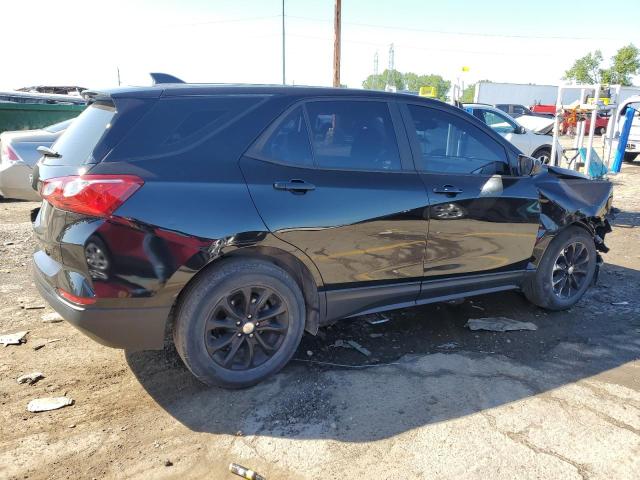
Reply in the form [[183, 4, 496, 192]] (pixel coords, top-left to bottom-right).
[[164, 459, 173, 467], [229, 463, 266, 480], [611, 301, 630, 306], [471, 304, 485, 311], [27, 396, 74, 413], [362, 313, 391, 325], [17, 372, 45, 385], [465, 317, 538, 332], [332, 339, 372, 356], [437, 342, 460, 350], [42, 312, 64, 323], [23, 304, 45, 310], [369, 333, 384, 338], [32, 338, 62, 350], [0, 330, 28, 346]]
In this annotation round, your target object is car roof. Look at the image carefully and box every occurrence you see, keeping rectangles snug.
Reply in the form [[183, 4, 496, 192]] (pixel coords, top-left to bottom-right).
[[84, 83, 447, 105]]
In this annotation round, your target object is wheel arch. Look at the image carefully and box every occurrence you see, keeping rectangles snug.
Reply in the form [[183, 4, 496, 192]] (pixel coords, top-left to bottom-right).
[[166, 243, 325, 341]]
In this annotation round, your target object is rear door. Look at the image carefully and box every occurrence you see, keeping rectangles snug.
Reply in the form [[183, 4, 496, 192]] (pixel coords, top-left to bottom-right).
[[241, 99, 429, 319], [400, 102, 540, 289]]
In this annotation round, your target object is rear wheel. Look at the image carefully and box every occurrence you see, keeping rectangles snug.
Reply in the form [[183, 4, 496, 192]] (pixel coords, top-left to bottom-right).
[[173, 259, 305, 388], [523, 226, 596, 310]]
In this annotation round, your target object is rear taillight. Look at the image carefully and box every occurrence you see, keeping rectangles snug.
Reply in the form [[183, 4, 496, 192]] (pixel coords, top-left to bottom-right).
[[0, 143, 21, 163], [57, 288, 96, 305], [40, 175, 143, 218]]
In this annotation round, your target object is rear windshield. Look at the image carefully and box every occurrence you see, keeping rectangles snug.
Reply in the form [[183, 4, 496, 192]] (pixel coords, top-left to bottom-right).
[[45, 102, 115, 166]]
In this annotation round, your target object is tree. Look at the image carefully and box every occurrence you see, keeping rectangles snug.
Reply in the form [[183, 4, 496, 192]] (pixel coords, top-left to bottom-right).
[[609, 44, 640, 86], [403, 73, 451, 101], [461, 83, 476, 103], [362, 70, 451, 101], [362, 69, 404, 91], [564, 50, 604, 84], [564, 45, 639, 86]]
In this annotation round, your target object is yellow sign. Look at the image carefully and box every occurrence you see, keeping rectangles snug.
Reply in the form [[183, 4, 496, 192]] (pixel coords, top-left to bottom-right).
[[419, 86, 436, 97], [461, 66, 470, 72]]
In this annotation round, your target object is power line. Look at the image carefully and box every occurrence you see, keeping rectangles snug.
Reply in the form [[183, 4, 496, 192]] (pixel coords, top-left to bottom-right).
[[285, 14, 618, 41]]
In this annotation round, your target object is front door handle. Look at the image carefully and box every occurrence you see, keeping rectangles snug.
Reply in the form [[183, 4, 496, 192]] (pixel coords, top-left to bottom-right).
[[433, 185, 463, 195], [273, 179, 316, 193]]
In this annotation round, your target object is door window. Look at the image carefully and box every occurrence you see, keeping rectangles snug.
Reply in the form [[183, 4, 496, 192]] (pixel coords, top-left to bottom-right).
[[305, 100, 401, 171], [255, 107, 314, 166], [480, 110, 517, 134], [407, 104, 509, 175]]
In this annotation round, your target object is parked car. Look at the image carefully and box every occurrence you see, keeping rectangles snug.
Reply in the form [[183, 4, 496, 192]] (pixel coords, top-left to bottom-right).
[[0, 119, 72, 201], [495, 103, 552, 118], [612, 96, 640, 163], [31, 84, 613, 388], [464, 103, 556, 163]]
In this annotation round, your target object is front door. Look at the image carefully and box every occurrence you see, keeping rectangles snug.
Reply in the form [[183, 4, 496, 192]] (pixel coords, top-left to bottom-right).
[[241, 99, 429, 319], [401, 102, 540, 286]]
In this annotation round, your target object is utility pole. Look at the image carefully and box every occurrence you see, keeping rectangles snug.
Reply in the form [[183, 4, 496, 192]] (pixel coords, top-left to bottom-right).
[[117, 67, 121, 86], [374, 51, 379, 76], [333, 0, 341, 87], [282, 0, 286, 85], [385, 43, 395, 91]]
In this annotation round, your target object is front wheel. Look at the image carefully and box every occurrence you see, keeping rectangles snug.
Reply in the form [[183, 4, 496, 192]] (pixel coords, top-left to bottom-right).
[[534, 147, 552, 165], [523, 226, 597, 310], [173, 259, 306, 388]]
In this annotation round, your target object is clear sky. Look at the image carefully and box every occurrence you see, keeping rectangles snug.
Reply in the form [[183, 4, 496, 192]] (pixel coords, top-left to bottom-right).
[[2, 0, 639, 91]]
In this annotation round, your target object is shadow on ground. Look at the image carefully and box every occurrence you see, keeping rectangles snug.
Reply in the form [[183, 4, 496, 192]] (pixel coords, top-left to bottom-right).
[[126, 258, 640, 442]]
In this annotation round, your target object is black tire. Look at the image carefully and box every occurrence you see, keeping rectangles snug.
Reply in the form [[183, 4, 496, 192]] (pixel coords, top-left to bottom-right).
[[173, 259, 305, 388], [623, 152, 638, 163], [523, 226, 596, 311], [533, 147, 551, 164], [597, 126, 606, 136]]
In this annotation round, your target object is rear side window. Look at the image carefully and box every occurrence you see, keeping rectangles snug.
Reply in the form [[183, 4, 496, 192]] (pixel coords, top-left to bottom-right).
[[254, 107, 313, 166], [305, 100, 401, 171], [109, 95, 266, 161], [45, 102, 114, 166], [407, 104, 509, 175]]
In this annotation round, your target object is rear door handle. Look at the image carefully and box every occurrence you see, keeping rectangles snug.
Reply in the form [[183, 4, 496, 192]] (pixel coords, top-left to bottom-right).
[[433, 185, 463, 195], [273, 179, 316, 193]]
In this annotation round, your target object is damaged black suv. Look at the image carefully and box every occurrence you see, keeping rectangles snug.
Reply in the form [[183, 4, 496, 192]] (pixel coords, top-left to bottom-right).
[[31, 82, 613, 388]]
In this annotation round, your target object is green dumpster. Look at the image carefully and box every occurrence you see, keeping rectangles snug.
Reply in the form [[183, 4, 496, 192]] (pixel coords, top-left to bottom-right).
[[0, 102, 85, 133]]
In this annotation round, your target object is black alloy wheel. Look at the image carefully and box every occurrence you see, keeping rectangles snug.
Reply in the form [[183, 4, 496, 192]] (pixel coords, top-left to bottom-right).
[[205, 286, 289, 370], [551, 241, 590, 299]]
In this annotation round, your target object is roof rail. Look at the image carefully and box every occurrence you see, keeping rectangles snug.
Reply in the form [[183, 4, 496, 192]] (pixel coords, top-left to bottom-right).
[[149, 73, 185, 85]]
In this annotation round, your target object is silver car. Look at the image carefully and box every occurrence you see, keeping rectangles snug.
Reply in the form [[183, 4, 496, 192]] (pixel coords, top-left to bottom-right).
[[0, 120, 71, 201]]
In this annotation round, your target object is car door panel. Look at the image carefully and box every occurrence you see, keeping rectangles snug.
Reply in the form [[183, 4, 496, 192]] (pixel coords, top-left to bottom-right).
[[401, 102, 540, 289]]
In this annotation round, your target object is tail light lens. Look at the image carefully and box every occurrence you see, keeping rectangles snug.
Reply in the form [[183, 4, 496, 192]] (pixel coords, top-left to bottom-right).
[[57, 288, 96, 305], [1, 143, 21, 163], [41, 175, 143, 218]]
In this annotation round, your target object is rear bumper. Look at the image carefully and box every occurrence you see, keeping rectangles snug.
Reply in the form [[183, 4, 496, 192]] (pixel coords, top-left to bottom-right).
[[34, 254, 170, 351]]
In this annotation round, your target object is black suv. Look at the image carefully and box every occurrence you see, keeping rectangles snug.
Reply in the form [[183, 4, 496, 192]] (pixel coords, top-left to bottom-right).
[[31, 83, 613, 388]]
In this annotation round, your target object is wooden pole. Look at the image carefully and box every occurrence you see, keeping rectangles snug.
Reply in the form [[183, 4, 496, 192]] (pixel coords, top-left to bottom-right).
[[333, 0, 341, 87]]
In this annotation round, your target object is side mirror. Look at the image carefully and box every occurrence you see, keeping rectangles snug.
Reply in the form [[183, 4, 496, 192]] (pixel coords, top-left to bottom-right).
[[515, 125, 527, 134], [518, 154, 541, 176]]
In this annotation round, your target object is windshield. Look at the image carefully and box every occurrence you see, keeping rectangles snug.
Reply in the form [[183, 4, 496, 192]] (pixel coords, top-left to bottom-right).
[[45, 102, 115, 166]]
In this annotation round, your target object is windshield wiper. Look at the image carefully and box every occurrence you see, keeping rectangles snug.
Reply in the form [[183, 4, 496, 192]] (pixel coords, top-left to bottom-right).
[[37, 146, 61, 158]]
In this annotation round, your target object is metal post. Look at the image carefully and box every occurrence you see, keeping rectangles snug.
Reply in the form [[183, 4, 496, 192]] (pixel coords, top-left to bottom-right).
[[550, 86, 563, 167], [117, 67, 121, 86], [584, 84, 600, 175], [574, 88, 585, 149], [282, 0, 286, 85], [333, 0, 341, 87]]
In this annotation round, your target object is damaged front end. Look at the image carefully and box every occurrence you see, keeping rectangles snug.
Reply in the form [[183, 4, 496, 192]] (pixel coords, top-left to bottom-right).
[[532, 165, 613, 280]]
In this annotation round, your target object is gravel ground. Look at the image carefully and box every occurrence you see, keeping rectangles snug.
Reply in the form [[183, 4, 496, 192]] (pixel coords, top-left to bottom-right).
[[1, 161, 639, 480]]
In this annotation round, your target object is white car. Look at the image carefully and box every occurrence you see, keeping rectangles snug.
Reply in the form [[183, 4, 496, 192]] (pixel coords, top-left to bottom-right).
[[612, 95, 640, 163], [464, 103, 554, 163]]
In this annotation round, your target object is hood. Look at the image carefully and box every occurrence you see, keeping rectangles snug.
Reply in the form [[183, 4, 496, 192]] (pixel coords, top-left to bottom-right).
[[516, 114, 555, 135]]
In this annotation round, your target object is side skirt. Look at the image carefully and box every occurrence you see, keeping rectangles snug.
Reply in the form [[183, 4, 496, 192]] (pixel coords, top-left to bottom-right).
[[323, 270, 530, 324]]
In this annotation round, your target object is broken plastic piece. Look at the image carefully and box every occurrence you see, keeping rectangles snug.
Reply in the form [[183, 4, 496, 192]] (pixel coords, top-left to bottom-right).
[[0, 330, 28, 346], [27, 396, 74, 412], [465, 317, 538, 332], [229, 463, 266, 480]]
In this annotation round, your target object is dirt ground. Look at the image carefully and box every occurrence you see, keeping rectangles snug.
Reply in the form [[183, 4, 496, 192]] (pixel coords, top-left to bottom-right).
[[1, 161, 639, 480]]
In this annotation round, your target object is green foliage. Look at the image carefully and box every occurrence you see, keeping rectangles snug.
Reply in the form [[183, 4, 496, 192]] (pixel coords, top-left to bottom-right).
[[564, 45, 639, 86], [564, 50, 604, 84], [362, 70, 451, 101], [609, 44, 640, 86], [461, 83, 476, 103]]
